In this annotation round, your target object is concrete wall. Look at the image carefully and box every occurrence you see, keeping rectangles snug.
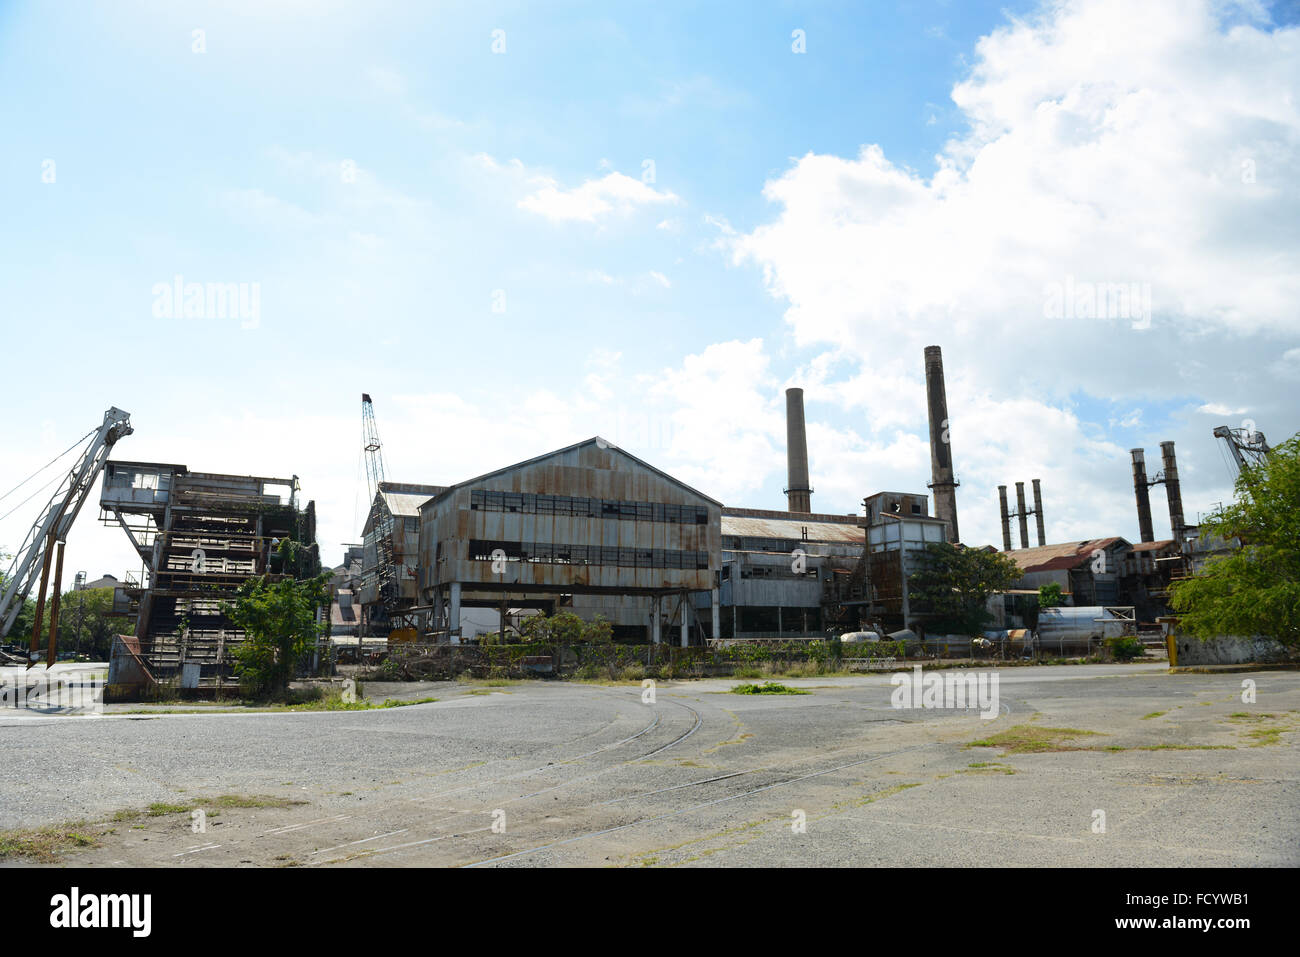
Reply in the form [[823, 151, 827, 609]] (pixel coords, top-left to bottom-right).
[[1173, 633, 1291, 666]]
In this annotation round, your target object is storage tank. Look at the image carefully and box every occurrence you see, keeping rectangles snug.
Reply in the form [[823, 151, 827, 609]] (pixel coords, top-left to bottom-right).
[[1036, 606, 1134, 654]]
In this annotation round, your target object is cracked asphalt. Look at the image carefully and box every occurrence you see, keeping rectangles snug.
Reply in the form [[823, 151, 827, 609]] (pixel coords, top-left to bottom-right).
[[2, 662, 1297, 867]]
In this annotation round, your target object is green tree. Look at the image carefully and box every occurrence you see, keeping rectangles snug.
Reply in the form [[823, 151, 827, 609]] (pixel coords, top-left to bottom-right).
[[1038, 582, 1064, 609], [1170, 434, 1300, 650], [908, 543, 1024, 636], [220, 541, 330, 697], [57, 587, 132, 660], [519, 611, 612, 644]]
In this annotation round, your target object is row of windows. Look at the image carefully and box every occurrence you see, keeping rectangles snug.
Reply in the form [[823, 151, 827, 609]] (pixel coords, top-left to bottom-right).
[[469, 489, 709, 525], [468, 539, 710, 571], [738, 565, 818, 580], [722, 536, 805, 553]]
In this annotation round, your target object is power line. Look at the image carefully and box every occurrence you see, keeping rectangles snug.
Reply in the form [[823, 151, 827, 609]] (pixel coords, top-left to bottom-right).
[[0, 468, 69, 525], [0, 429, 94, 504]]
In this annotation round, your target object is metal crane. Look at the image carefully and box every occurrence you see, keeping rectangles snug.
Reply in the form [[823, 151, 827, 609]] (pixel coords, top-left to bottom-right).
[[360, 394, 398, 614], [1213, 425, 1271, 478], [0, 407, 133, 666]]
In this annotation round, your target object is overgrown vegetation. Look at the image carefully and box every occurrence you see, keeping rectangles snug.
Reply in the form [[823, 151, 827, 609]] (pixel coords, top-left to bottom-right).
[[967, 725, 1100, 753], [908, 543, 1023, 635], [730, 681, 809, 695], [220, 539, 331, 697], [1104, 635, 1146, 661], [1170, 433, 1300, 650], [518, 610, 612, 644], [1038, 582, 1063, 609]]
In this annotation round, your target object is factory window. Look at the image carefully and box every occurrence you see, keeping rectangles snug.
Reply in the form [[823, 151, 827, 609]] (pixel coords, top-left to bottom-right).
[[911, 504, 921, 515], [404, 517, 417, 532], [468, 539, 708, 571], [463, 490, 711, 526]]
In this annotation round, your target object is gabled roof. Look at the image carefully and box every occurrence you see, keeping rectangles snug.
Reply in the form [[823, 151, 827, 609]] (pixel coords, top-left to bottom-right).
[[422, 437, 723, 508], [380, 488, 446, 517], [1001, 537, 1131, 574]]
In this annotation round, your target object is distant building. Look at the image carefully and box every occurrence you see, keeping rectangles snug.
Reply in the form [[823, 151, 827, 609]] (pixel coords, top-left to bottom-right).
[[74, 573, 120, 591]]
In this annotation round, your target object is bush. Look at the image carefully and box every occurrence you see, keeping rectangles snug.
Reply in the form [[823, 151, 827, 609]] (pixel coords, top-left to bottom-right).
[[1104, 635, 1146, 662]]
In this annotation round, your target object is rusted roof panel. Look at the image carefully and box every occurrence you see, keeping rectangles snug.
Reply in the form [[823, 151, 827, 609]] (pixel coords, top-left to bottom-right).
[[1001, 537, 1132, 574], [722, 515, 865, 544]]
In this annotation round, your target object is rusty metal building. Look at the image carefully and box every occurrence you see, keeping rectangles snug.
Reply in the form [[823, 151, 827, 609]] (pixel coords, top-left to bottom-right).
[[417, 438, 722, 644], [698, 491, 949, 638], [99, 461, 319, 684], [359, 481, 446, 630]]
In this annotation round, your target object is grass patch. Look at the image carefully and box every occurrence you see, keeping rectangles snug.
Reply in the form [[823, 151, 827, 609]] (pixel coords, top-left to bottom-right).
[[960, 762, 1016, 774], [1247, 727, 1285, 746], [1142, 711, 1165, 720], [145, 802, 193, 816], [730, 682, 809, 696], [0, 823, 101, 862], [1226, 712, 1296, 747], [968, 725, 1100, 754], [2, 792, 311, 861]]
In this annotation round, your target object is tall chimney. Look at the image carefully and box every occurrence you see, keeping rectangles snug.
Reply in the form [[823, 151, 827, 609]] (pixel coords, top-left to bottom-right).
[[784, 387, 812, 513], [1015, 481, 1030, 549], [1131, 449, 1155, 543], [1031, 478, 1046, 547], [1160, 441, 1185, 543], [997, 485, 1012, 551], [923, 346, 959, 542]]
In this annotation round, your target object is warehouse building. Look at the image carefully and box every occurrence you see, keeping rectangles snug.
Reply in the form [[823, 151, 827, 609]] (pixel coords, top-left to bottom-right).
[[417, 438, 722, 644]]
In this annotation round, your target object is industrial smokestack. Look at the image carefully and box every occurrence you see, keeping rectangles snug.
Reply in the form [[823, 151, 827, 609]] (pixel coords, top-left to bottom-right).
[[1131, 449, 1155, 543], [1031, 479, 1046, 547], [998, 485, 1012, 552], [784, 387, 812, 513], [1160, 441, 1186, 543], [1015, 481, 1030, 549], [923, 346, 959, 542]]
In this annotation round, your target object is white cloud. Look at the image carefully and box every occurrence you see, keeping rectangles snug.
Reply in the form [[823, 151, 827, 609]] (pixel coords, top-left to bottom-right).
[[518, 171, 680, 223], [735, 0, 1300, 352], [728, 0, 1300, 547]]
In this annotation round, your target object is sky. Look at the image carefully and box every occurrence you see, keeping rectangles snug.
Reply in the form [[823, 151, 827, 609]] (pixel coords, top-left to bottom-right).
[[1, 0, 1298, 584]]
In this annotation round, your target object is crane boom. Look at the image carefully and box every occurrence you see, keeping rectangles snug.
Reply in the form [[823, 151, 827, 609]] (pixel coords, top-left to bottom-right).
[[1213, 425, 1271, 477], [360, 394, 399, 613], [0, 407, 133, 644]]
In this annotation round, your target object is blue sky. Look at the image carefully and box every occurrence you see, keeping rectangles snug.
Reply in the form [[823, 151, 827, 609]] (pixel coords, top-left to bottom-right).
[[2, 0, 1297, 576]]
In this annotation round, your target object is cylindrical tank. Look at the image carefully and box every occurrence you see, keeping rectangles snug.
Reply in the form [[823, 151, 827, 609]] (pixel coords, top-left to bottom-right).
[[1036, 606, 1132, 652]]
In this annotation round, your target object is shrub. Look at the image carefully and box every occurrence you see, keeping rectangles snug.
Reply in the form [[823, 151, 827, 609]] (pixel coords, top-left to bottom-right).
[[1104, 635, 1146, 662]]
